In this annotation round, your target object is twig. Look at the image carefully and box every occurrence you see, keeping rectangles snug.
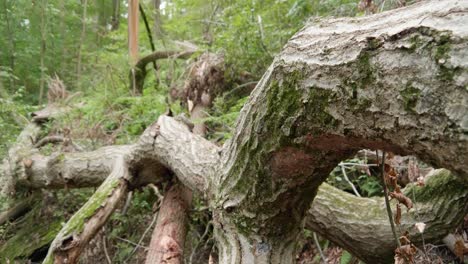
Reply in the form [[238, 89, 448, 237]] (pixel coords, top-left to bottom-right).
[[121, 191, 133, 215], [34, 135, 84, 152], [379, 150, 401, 248], [189, 221, 213, 263], [313, 232, 328, 264], [124, 187, 163, 262], [34, 135, 65, 148], [148, 183, 164, 200], [139, 3, 157, 72], [102, 233, 112, 264], [115, 236, 148, 250], [340, 164, 361, 197], [126, 211, 159, 259]]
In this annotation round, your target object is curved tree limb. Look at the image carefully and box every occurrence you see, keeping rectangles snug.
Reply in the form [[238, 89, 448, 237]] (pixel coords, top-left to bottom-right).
[[130, 50, 196, 94], [213, 1, 468, 262], [307, 169, 468, 263]]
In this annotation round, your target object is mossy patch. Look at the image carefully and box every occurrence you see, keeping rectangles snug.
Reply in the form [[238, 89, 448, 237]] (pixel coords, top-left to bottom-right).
[[400, 84, 421, 112], [404, 169, 467, 203], [356, 52, 376, 88]]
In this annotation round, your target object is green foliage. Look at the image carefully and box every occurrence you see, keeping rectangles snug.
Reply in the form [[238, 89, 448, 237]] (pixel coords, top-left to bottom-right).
[[204, 95, 248, 142], [328, 158, 383, 197], [107, 187, 157, 263], [340, 250, 353, 264]]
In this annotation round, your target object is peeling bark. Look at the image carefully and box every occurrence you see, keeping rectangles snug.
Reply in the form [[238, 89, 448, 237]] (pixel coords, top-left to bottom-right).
[[145, 184, 192, 264]]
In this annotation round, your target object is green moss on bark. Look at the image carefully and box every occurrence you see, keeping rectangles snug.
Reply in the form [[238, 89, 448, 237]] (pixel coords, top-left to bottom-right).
[[0, 205, 62, 262], [400, 84, 421, 112]]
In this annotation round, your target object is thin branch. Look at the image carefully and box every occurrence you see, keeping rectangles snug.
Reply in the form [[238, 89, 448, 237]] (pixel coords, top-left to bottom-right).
[[139, 3, 157, 72], [125, 201, 161, 262], [121, 191, 133, 215], [313, 232, 328, 264], [34, 135, 65, 148], [102, 232, 112, 264], [189, 221, 213, 263], [379, 151, 401, 248], [115, 236, 149, 249], [340, 164, 361, 197]]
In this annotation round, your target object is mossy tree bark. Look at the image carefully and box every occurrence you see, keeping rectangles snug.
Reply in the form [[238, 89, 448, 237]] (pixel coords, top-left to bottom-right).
[[212, 1, 467, 262], [1, 1, 467, 263]]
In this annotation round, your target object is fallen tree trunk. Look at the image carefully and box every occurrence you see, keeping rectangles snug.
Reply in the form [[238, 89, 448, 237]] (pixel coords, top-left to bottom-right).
[[1, 1, 467, 263], [307, 169, 468, 263], [213, 1, 467, 262]]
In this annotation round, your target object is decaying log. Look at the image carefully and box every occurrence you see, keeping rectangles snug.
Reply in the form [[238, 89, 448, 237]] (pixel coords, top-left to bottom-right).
[[307, 169, 468, 263], [1, 1, 468, 263]]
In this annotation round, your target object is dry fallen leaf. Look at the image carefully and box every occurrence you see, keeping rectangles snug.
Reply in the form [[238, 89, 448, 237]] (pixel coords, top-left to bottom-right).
[[390, 192, 413, 211]]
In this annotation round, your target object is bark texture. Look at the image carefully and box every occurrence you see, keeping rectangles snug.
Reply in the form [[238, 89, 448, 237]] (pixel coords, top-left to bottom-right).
[[213, 1, 468, 262], [145, 53, 225, 263], [307, 169, 468, 263], [145, 184, 192, 264]]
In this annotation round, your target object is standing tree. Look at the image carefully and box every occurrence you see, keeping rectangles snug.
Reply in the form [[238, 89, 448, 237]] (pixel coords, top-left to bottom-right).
[[0, 1, 467, 263]]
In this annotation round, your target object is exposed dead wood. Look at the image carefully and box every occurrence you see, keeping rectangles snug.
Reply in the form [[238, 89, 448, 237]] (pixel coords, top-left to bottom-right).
[[145, 183, 192, 264], [146, 53, 224, 264]]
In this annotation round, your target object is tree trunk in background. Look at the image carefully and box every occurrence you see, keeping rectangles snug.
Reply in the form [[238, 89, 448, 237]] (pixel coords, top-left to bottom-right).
[[111, 0, 120, 30], [2, 0, 16, 91], [39, 0, 47, 104], [128, 0, 139, 64], [76, 0, 88, 90]]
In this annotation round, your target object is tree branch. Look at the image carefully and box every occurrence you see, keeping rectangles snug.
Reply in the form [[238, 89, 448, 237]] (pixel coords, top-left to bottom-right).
[[43, 157, 130, 263], [307, 169, 468, 263], [130, 50, 195, 94]]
